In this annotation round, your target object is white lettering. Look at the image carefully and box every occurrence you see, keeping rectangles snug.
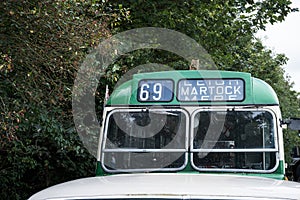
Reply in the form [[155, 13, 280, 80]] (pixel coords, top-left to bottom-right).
[[228, 80, 239, 85], [214, 95, 224, 100], [215, 80, 224, 85], [208, 86, 214, 95], [178, 79, 244, 101], [191, 87, 198, 95], [181, 87, 190, 96], [139, 83, 150, 101], [225, 86, 232, 94], [183, 81, 192, 86], [228, 95, 237, 100], [216, 86, 224, 94], [234, 86, 241, 94], [191, 96, 197, 100], [199, 87, 207, 95], [197, 80, 205, 86], [201, 96, 210, 101]]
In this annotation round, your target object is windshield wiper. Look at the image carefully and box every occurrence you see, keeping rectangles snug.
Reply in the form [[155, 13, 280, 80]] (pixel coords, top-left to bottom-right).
[[148, 109, 179, 116]]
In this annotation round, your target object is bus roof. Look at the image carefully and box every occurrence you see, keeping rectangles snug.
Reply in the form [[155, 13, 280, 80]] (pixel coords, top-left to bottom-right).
[[107, 70, 279, 106], [29, 173, 300, 200]]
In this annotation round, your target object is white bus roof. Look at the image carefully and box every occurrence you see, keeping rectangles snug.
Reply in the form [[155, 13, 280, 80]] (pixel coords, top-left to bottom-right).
[[29, 173, 300, 200]]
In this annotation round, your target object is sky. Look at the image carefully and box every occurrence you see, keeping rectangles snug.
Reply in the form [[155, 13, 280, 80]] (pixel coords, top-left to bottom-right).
[[257, 0, 300, 92]]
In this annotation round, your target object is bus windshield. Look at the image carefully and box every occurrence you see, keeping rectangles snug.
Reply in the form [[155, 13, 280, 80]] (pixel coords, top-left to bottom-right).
[[101, 108, 278, 173], [192, 110, 278, 172], [102, 109, 188, 172]]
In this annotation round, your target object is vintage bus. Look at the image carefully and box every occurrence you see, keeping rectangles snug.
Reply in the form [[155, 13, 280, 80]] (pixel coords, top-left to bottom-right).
[[97, 70, 286, 179], [29, 70, 300, 200]]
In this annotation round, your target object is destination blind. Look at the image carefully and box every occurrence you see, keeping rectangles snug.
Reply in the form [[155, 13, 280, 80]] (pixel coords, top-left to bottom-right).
[[177, 79, 245, 102], [138, 79, 174, 102]]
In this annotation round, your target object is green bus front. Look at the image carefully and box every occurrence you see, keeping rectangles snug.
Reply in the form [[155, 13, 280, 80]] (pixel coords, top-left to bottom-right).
[[96, 70, 285, 180]]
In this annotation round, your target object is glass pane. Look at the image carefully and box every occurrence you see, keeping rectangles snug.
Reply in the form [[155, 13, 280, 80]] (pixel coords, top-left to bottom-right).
[[193, 111, 275, 150], [103, 152, 185, 170], [103, 110, 187, 171], [193, 152, 276, 170], [105, 110, 186, 149]]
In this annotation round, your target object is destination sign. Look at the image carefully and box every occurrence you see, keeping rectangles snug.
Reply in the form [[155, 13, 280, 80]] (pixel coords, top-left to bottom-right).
[[138, 79, 174, 102], [177, 79, 244, 102]]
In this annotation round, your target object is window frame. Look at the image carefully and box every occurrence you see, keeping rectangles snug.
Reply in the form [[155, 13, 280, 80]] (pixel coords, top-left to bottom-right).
[[190, 108, 279, 173], [101, 108, 190, 173]]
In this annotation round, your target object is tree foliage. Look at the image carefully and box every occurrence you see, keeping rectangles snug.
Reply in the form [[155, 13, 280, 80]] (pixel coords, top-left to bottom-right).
[[1, 0, 299, 199], [109, 0, 300, 160], [0, 0, 129, 199]]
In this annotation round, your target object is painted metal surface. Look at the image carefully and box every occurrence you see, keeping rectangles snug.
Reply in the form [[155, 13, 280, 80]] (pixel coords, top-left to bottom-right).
[[106, 70, 279, 106], [29, 173, 300, 200]]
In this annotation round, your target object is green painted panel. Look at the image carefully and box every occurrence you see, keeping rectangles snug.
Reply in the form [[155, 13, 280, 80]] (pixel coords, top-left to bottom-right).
[[252, 77, 279, 105], [106, 70, 279, 106]]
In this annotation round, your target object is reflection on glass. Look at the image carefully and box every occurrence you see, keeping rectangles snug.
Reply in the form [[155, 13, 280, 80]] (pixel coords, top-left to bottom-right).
[[192, 110, 277, 171], [193, 111, 275, 149], [193, 152, 276, 170], [104, 152, 185, 170], [102, 110, 187, 171], [106, 110, 186, 149]]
